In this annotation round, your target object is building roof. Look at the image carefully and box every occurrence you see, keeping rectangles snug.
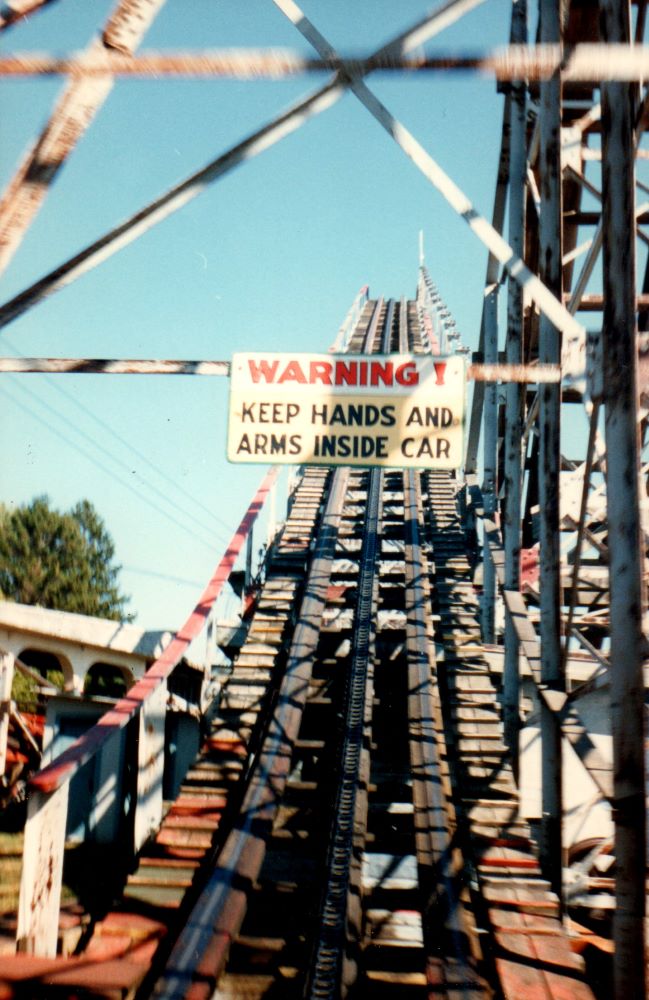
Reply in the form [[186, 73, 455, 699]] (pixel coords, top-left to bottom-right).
[[0, 600, 172, 661]]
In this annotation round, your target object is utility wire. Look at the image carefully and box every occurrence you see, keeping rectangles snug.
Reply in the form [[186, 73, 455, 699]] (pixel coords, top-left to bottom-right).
[[1, 379, 223, 552], [0, 334, 234, 538], [122, 564, 210, 588], [45, 374, 234, 536]]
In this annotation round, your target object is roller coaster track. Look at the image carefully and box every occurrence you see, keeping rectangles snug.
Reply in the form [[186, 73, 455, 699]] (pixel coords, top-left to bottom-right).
[[0, 299, 599, 998], [1, 1, 647, 993]]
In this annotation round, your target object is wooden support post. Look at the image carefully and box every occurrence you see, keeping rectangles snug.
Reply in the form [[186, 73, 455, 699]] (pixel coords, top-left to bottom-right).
[[503, 0, 527, 772], [600, 0, 647, 994], [538, 0, 564, 904], [482, 285, 498, 643], [0, 650, 14, 776], [134, 681, 168, 853], [17, 783, 69, 956]]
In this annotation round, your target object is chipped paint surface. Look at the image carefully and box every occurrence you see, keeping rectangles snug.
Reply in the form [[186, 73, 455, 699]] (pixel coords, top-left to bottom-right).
[[17, 783, 69, 957]]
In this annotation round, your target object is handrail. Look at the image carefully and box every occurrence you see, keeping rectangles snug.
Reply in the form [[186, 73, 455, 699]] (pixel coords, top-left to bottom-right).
[[17, 465, 280, 957], [29, 466, 280, 795], [329, 284, 369, 352]]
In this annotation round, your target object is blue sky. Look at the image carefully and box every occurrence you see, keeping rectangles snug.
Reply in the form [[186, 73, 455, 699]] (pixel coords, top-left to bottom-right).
[[0, 1, 512, 628]]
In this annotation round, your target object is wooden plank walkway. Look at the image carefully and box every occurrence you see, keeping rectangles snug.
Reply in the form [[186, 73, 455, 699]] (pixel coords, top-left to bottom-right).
[[424, 471, 597, 1000]]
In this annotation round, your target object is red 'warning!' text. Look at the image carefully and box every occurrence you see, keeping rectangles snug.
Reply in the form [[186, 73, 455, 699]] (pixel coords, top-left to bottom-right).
[[228, 352, 465, 470]]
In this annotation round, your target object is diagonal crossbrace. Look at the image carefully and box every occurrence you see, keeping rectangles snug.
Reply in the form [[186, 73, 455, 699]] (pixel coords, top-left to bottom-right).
[[272, 0, 588, 380]]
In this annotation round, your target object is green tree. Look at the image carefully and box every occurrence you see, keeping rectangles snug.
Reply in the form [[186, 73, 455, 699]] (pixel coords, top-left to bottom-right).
[[0, 495, 132, 621]]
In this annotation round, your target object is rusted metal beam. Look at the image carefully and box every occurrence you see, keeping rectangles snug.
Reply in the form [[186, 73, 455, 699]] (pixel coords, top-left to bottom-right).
[[2, 1, 592, 356], [600, 0, 647, 995], [0, 0, 167, 276], [4, 43, 649, 81], [0, 77, 344, 329], [537, 0, 563, 907], [0, 0, 58, 30], [567, 209, 649, 226], [0, 356, 566, 383], [468, 362, 560, 382], [0, 0, 482, 327], [274, 0, 488, 70], [0, 358, 231, 375], [0, 1, 463, 328], [566, 292, 649, 310]]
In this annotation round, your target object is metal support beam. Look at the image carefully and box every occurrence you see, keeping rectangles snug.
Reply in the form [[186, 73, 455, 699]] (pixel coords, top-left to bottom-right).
[[272, 0, 587, 382], [0, 358, 231, 375], [503, 0, 527, 772], [600, 0, 647, 994], [0, 0, 167, 276], [537, 0, 563, 906], [0, 0, 473, 329], [0, 77, 343, 329], [0, 0, 57, 30], [465, 92, 510, 474], [481, 285, 498, 642], [4, 44, 649, 81]]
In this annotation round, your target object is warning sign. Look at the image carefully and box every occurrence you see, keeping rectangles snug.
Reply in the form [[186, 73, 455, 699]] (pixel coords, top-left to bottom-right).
[[227, 352, 466, 469]]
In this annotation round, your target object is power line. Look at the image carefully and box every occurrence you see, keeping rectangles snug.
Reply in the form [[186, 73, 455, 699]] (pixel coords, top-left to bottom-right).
[[122, 564, 209, 588], [1, 379, 224, 553], [47, 377, 233, 535], [0, 335, 235, 537]]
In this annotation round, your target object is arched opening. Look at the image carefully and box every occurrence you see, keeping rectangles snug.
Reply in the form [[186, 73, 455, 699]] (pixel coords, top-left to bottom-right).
[[83, 662, 132, 699], [13, 648, 71, 711]]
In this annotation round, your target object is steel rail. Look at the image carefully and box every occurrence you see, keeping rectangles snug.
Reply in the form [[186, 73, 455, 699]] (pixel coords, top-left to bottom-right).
[[305, 300, 393, 997], [329, 284, 370, 352], [407, 280, 487, 986], [153, 300, 388, 996], [153, 468, 348, 999], [403, 469, 488, 993], [306, 468, 381, 1000]]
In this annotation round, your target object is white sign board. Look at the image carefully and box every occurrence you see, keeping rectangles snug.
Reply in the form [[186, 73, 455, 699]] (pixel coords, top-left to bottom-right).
[[228, 353, 466, 469]]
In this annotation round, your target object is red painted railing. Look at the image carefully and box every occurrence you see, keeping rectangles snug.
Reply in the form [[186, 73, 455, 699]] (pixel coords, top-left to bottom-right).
[[17, 466, 279, 956], [30, 466, 278, 794]]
